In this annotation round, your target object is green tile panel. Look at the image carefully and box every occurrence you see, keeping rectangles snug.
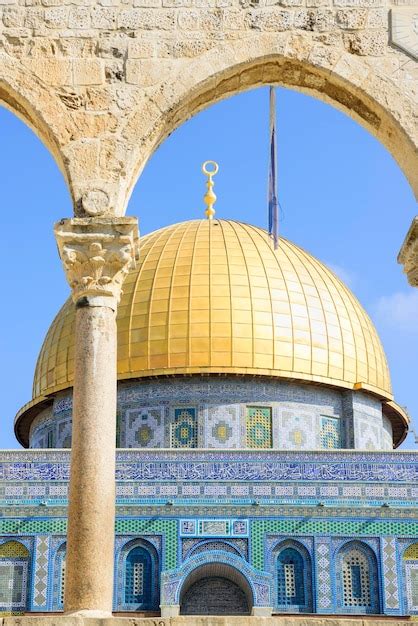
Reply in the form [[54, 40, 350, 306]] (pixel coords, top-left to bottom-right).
[[0, 519, 178, 570], [251, 518, 418, 570]]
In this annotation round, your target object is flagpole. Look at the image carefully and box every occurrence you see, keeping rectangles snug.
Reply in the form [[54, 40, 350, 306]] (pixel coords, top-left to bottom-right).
[[268, 86, 279, 250]]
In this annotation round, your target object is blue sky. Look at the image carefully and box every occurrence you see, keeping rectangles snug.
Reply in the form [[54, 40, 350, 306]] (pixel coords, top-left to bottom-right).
[[0, 86, 417, 449]]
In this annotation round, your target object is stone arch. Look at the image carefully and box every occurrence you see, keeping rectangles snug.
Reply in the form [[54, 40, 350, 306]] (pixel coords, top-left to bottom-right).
[[52, 542, 66, 611], [402, 541, 418, 614], [123, 35, 417, 216], [179, 562, 254, 616], [273, 539, 313, 612], [0, 540, 31, 612], [116, 538, 160, 611], [161, 550, 271, 614], [335, 540, 380, 614], [0, 59, 75, 198]]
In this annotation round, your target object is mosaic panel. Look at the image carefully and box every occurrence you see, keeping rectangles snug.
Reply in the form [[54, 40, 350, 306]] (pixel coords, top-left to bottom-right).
[[205, 405, 241, 448], [280, 410, 314, 449], [124, 407, 164, 448], [0, 560, 28, 609], [51, 542, 66, 610], [406, 564, 418, 611], [56, 419, 72, 448], [32, 536, 50, 608], [382, 537, 400, 609], [316, 539, 332, 609], [356, 418, 381, 450], [246, 407, 272, 449], [404, 543, 418, 560], [180, 519, 249, 537], [182, 538, 249, 561], [320, 416, 342, 449], [171, 409, 197, 448], [0, 542, 29, 557]]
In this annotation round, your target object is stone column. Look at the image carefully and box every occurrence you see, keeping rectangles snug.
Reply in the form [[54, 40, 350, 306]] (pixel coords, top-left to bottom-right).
[[54, 217, 139, 616], [398, 216, 418, 286]]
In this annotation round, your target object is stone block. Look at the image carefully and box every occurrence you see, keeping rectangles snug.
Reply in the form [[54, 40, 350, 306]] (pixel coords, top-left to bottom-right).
[[336, 8, 368, 28], [63, 138, 100, 179], [177, 8, 200, 29], [24, 6, 44, 27], [245, 8, 294, 30], [2, 7, 24, 27], [91, 6, 118, 29], [366, 8, 386, 28], [73, 58, 105, 85], [23, 57, 72, 84], [44, 6, 69, 29], [128, 38, 156, 58], [68, 6, 91, 29], [344, 29, 386, 54], [126, 58, 177, 86], [118, 8, 175, 30]]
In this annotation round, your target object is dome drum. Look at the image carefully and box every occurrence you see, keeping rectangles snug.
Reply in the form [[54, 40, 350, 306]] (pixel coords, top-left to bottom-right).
[[25, 377, 406, 450]]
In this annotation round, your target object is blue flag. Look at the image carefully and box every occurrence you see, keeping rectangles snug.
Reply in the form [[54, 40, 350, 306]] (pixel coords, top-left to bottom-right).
[[268, 86, 279, 250]]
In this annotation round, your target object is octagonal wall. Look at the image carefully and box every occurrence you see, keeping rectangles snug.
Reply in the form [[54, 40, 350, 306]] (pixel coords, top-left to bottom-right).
[[0, 2, 416, 216], [27, 378, 397, 450]]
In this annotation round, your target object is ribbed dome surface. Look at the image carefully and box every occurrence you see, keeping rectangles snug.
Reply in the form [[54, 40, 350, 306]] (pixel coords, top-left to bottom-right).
[[33, 219, 392, 401]]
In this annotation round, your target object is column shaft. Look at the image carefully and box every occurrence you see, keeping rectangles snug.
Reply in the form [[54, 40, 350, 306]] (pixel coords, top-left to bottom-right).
[[65, 302, 117, 614]]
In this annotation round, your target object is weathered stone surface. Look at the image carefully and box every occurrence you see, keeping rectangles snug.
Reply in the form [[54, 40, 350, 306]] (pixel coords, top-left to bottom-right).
[[0, 0, 415, 217]]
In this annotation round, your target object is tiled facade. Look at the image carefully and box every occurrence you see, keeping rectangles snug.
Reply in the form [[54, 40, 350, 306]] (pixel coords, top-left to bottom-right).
[[29, 379, 393, 452], [1, 448, 418, 615]]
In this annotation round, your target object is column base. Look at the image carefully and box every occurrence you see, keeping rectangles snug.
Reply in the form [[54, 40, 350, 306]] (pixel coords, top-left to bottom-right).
[[160, 604, 180, 617], [251, 606, 273, 616]]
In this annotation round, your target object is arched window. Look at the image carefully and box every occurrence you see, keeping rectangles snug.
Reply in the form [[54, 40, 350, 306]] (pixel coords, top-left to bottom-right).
[[276, 545, 313, 612], [337, 542, 380, 614], [0, 540, 30, 612], [125, 546, 153, 608], [53, 543, 66, 610], [403, 542, 418, 614]]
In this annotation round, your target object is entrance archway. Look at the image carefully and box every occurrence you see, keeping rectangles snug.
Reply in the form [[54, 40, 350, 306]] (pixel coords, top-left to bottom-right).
[[179, 563, 253, 616]]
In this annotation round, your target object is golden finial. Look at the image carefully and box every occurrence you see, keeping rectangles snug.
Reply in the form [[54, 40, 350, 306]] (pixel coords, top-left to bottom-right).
[[202, 160, 219, 220]]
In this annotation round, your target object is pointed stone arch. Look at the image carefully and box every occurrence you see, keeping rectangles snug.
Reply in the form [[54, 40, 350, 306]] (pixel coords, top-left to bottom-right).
[[123, 35, 417, 216]]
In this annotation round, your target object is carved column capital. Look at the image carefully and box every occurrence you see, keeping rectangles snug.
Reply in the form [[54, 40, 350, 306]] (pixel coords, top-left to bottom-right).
[[54, 217, 140, 308], [398, 216, 418, 287]]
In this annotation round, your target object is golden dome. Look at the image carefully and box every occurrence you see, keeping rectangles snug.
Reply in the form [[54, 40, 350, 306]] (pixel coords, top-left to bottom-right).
[[33, 219, 392, 399]]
